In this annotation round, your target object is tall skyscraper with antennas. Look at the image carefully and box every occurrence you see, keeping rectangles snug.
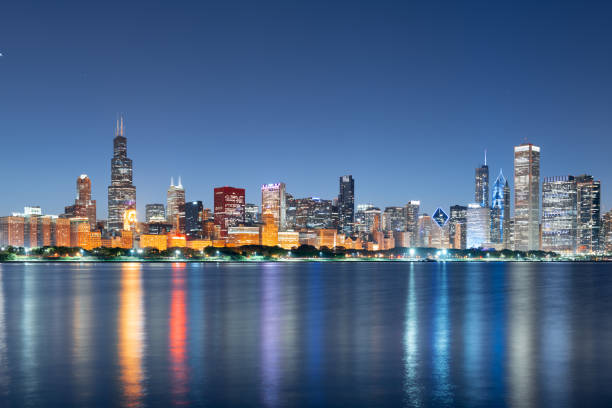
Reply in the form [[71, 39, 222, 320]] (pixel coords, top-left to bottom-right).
[[107, 116, 137, 233], [475, 150, 490, 207]]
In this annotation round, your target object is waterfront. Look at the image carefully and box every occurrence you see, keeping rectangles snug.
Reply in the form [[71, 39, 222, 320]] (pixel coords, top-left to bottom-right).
[[0, 262, 611, 407]]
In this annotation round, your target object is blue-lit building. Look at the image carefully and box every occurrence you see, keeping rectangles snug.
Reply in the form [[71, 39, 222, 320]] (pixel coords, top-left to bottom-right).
[[490, 170, 506, 244]]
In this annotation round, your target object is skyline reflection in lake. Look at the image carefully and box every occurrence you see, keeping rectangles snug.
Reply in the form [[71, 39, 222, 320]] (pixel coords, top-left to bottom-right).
[[0, 262, 611, 407]]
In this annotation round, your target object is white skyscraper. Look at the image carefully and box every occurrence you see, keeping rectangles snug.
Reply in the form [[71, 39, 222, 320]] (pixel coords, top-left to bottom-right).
[[514, 143, 540, 251]]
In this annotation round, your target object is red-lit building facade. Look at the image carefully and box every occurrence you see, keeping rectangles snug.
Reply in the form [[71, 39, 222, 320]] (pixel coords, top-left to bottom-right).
[[214, 186, 245, 238]]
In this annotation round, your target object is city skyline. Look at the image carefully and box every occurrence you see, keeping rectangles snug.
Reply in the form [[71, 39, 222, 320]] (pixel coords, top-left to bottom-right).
[[2, 1, 612, 217]]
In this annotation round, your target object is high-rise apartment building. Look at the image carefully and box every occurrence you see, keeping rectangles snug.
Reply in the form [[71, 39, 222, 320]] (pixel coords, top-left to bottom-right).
[[514, 143, 540, 251], [185, 201, 204, 239], [261, 183, 286, 230], [404, 201, 420, 246], [0, 216, 25, 247], [145, 204, 165, 223], [490, 170, 507, 244], [338, 175, 355, 235], [214, 186, 245, 238], [166, 177, 186, 231], [107, 117, 136, 233], [449, 205, 467, 249], [475, 153, 490, 207], [541, 176, 577, 253], [576, 174, 601, 253], [467, 203, 491, 249], [502, 180, 511, 249]]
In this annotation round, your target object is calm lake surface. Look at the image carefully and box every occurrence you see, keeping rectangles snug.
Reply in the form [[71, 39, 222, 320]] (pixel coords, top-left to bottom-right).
[[0, 262, 611, 407]]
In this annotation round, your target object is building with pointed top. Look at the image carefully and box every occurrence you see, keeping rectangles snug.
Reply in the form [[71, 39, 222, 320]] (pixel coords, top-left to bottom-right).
[[475, 150, 490, 208], [107, 116, 136, 233], [167, 177, 186, 232], [490, 170, 506, 244]]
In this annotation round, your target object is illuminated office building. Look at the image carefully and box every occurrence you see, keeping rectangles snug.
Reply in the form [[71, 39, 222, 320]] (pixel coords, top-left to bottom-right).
[[245, 203, 260, 225], [417, 214, 433, 248], [37, 216, 53, 247], [382, 207, 406, 232], [338, 175, 355, 235], [166, 177, 185, 231], [503, 180, 511, 249], [107, 116, 137, 233], [449, 205, 467, 249], [490, 170, 507, 244], [602, 210, 612, 253], [576, 174, 601, 253], [261, 183, 286, 230], [214, 186, 245, 238], [404, 201, 420, 246], [467, 203, 491, 249], [52, 218, 71, 247], [541, 176, 577, 253], [70, 218, 90, 249], [66, 175, 97, 229], [293, 197, 334, 230], [185, 201, 204, 239], [145, 204, 165, 223], [260, 211, 278, 247], [227, 226, 260, 246], [514, 143, 540, 251], [278, 231, 300, 249]]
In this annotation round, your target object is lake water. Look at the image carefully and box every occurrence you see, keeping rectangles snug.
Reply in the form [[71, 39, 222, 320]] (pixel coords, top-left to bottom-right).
[[0, 261, 611, 407]]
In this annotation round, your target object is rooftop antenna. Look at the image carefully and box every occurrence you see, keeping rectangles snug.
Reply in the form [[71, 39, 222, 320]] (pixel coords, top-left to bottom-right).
[[484, 149, 487, 166], [178, 176, 182, 188], [171, 176, 174, 187]]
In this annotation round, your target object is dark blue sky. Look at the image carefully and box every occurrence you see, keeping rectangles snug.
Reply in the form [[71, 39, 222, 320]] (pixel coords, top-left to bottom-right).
[[1, 0, 611, 218]]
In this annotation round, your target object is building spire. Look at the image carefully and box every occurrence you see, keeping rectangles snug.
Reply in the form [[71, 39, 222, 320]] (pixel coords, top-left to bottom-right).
[[178, 176, 182, 188], [484, 149, 487, 166], [171, 176, 174, 187]]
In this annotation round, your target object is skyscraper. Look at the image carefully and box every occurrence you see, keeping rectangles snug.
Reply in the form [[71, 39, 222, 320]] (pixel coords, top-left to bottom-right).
[[261, 183, 286, 231], [245, 203, 260, 225], [449, 205, 467, 249], [185, 201, 204, 239], [514, 143, 540, 251], [602, 210, 612, 253], [382, 207, 406, 232], [404, 201, 420, 246], [107, 116, 136, 233], [502, 180, 511, 249], [541, 176, 577, 253], [490, 170, 506, 244], [576, 174, 601, 253], [475, 151, 490, 207], [145, 204, 165, 223], [214, 186, 245, 238], [467, 203, 491, 249], [66, 175, 97, 229], [338, 175, 355, 235], [166, 177, 186, 231]]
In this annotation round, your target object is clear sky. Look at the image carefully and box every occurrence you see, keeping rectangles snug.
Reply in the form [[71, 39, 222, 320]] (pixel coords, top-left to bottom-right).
[[1, 0, 611, 218]]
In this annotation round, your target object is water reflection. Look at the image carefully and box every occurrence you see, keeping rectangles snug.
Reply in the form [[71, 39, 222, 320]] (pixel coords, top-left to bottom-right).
[[169, 263, 188, 405], [261, 265, 280, 407], [463, 266, 484, 405], [508, 266, 536, 408], [118, 263, 145, 407], [0, 269, 7, 396], [404, 263, 422, 406], [432, 264, 453, 406], [72, 268, 93, 404]]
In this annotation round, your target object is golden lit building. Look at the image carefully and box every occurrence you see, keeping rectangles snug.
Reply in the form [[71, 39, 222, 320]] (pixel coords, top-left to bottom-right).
[[121, 230, 134, 249], [87, 231, 102, 250], [260, 212, 278, 247], [70, 218, 91, 249], [227, 227, 260, 246], [38, 216, 52, 247], [299, 230, 317, 247], [212, 239, 226, 248], [187, 240, 212, 251], [53, 218, 71, 247], [277, 231, 299, 249], [317, 229, 337, 249], [0, 216, 25, 247], [344, 237, 363, 250], [140, 234, 168, 251], [167, 233, 187, 248], [123, 208, 138, 232]]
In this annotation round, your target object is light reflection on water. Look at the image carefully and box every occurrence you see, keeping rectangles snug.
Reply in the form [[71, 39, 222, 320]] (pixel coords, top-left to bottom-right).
[[0, 262, 610, 407]]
